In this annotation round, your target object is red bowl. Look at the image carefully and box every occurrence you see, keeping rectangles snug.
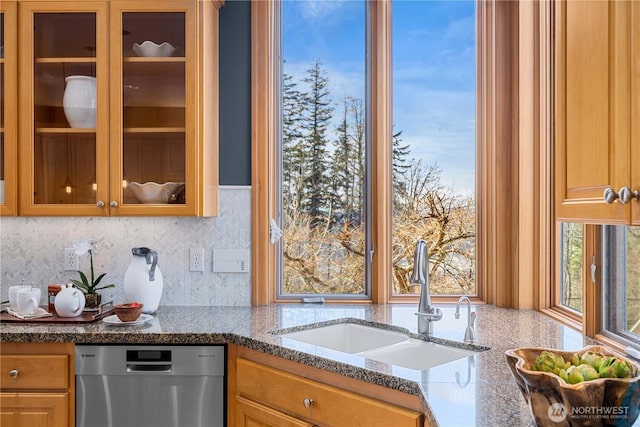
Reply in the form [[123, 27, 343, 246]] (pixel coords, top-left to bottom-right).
[[114, 302, 144, 322]]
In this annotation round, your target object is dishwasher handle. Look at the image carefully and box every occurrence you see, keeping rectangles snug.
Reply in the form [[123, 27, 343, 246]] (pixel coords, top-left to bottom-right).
[[126, 363, 172, 373]]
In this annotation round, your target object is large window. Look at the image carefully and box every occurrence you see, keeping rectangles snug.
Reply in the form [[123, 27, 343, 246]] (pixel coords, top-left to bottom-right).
[[279, 0, 367, 297], [559, 222, 583, 313], [277, 0, 476, 299], [391, 1, 476, 296], [602, 226, 640, 346]]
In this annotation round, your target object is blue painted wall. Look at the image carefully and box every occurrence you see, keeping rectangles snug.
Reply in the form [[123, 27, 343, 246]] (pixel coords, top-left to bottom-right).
[[219, 0, 251, 185]]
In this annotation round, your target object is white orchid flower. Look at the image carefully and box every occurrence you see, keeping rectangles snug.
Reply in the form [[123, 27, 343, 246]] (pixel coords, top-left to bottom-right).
[[73, 237, 97, 257]]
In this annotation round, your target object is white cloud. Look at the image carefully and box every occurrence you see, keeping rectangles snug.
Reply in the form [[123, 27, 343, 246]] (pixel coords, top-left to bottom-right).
[[297, 0, 346, 21]]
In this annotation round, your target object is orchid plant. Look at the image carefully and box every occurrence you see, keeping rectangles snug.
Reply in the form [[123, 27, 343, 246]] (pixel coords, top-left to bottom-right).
[[69, 237, 115, 295]]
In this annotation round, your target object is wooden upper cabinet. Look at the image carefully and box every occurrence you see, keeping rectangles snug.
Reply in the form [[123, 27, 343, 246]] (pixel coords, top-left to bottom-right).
[[632, 2, 640, 226], [0, 1, 18, 216], [18, 0, 221, 217], [555, 0, 639, 224]]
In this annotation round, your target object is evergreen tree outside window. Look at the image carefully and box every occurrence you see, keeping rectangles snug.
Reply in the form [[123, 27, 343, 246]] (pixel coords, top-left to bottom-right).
[[278, 0, 477, 297]]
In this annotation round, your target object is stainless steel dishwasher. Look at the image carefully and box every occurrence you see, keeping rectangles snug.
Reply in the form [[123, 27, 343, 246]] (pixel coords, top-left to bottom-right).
[[75, 345, 225, 427]]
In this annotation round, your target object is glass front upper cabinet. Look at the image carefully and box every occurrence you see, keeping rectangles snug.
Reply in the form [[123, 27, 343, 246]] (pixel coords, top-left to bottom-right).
[[18, 1, 217, 216], [19, 3, 109, 215], [1, 1, 17, 216], [110, 2, 197, 216]]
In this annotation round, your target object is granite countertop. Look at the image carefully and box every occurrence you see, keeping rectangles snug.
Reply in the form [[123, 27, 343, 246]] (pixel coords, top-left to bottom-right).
[[0, 303, 626, 426]]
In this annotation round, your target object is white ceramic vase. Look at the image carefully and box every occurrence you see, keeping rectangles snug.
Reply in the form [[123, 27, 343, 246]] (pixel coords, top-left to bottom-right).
[[63, 75, 96, 128], [123, 247, 163, 314]]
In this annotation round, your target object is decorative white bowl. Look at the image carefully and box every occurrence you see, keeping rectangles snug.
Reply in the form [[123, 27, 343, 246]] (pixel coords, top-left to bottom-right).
[[132, 41, 177, 57], [128, 181, 184, 204]]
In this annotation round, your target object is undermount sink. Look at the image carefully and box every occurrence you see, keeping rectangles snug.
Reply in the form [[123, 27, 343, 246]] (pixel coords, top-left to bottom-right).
[[280, 322, 408, 353], [278, 322, 483, 370], [360, 339, 477, 370]]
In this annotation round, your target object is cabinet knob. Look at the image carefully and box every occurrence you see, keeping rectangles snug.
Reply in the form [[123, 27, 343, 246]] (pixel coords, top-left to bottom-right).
[[619, 187, 632, 204], [604, 187, 640, 204], [96, 200, 105, 208], [617, 187, 640, 204], [9, 369, 18, 378], [604, 188, 619, 204], [303, 398, 314, 408], [109, 201, 119, 208]]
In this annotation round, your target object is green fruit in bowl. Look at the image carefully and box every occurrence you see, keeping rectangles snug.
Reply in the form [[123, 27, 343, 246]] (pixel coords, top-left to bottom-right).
[[532, 349, 637, 383]]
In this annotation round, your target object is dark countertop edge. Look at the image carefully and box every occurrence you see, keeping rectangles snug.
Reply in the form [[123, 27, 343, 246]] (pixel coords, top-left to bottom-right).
[[0, 330, 438, 425]]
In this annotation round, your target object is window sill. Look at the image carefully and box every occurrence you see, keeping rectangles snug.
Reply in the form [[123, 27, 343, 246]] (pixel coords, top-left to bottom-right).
[[539, 307, 583, 333]]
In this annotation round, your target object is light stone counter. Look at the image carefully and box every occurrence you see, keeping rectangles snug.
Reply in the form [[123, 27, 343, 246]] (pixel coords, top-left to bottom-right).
[[1, 303, 634, 426]]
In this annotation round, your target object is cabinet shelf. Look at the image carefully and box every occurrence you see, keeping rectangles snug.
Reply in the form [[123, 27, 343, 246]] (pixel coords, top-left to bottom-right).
[[35, 57, 97, 64], [36, 128, 95, 134], [124, 127, 185, 133], [124, 57, 185, 63]]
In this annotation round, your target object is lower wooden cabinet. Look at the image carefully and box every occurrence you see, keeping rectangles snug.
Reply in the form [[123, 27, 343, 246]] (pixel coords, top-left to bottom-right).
[[0, 343, 74, 427], [230, 345, 424, 427], [236, 396, 313, 427], [0, 393, 69, 427]]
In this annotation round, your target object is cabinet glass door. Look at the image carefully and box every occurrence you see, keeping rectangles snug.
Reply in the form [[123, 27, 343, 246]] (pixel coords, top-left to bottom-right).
[[20, 3, 108, 215], [1, 1, 17, 215], [113, 6, 194, 213]]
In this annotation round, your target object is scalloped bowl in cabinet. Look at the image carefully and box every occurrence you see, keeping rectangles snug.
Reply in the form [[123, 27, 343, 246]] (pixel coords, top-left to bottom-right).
[[132, 41, 177, 57], [128, 181, 183, 204]]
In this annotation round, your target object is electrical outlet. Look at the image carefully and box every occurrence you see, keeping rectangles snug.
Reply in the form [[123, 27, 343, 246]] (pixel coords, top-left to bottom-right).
[[64, 248, 79, 271], [190, 248, 205, 272]]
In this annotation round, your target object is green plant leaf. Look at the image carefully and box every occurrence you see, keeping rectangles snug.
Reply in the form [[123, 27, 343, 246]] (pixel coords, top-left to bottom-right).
[[95, 283, 116, 291], [69, 279, 89, 292], [93, 272, 107, 287]]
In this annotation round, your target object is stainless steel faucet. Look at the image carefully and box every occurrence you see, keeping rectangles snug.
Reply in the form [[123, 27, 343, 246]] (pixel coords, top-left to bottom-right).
[[411, 239, 442, 336], [455, 296, 477, 343]]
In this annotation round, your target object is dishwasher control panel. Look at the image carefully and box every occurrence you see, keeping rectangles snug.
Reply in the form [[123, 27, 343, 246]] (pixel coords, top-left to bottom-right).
[[75, 345, 225, 376]]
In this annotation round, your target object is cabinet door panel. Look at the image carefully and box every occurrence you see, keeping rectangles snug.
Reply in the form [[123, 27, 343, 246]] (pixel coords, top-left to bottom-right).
[[0, 392, 68, 427], [110, 2, 196, 216], [0, 1, 17, 216], [237, 358, 422, 427], [236, 397, 313, 427], [632, 1, 640, 225], [555, 0, 631, 223], [19, 2, 109, 216]]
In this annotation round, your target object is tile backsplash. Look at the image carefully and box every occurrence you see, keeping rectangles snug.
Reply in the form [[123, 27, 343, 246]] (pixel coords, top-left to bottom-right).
[[0, 187, 252, 306]]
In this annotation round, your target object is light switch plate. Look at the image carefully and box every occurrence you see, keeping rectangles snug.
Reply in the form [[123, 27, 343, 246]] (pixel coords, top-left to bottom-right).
[[212, 249, 250, 273]]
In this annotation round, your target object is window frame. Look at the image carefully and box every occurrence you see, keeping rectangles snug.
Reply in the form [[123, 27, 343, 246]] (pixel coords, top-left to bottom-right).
[[251, 0, 542, 306]]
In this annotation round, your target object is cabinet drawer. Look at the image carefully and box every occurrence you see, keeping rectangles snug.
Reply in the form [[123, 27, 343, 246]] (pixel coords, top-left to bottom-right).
[[236, 396, 313, 427], [237, 358, 422, 427], [0, 355, 69, 390]]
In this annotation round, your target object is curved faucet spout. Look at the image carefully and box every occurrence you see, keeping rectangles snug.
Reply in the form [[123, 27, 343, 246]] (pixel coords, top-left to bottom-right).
[[455, 296, 477, 343], [410, 239, 431, 313], [411, 240, 442, 335]]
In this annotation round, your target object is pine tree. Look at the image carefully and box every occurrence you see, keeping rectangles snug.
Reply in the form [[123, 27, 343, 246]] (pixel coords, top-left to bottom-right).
[[330, 97, 366, 226], [282, 72, 308, 216], [300, 61, 334, 227]]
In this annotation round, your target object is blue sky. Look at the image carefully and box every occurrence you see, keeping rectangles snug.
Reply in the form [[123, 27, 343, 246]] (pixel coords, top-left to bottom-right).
[[283, 0, 476, 194]]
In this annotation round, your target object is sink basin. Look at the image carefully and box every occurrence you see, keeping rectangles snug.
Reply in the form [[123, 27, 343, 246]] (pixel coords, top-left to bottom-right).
[[361, 339, 477, 370], [279, 322, 484, 370], [280, 323, 408, 353]]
